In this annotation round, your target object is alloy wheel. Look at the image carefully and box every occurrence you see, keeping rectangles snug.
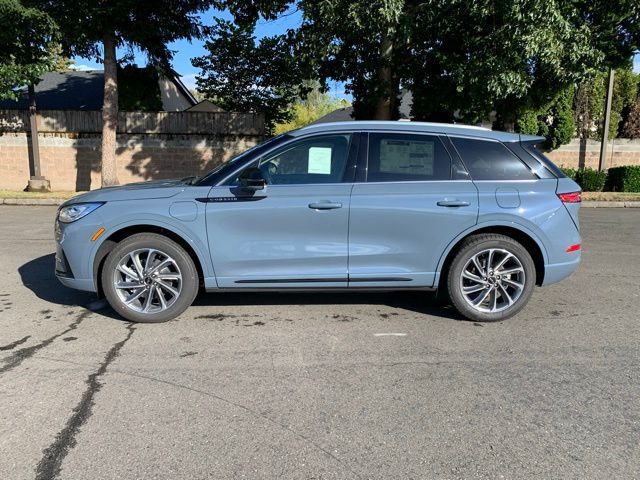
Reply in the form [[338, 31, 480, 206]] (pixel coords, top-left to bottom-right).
[[459, 248, 525, 313], [113, 248, 183, 314]]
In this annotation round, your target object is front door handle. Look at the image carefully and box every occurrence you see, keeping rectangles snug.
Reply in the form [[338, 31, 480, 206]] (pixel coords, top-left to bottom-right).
[[309, 201, 343, 210], [437, 200, 470, 207]]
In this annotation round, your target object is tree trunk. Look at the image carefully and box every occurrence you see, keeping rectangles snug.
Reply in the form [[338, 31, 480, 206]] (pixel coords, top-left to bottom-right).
[[101, 33, 119, 187], [373, 35, 395, 120]]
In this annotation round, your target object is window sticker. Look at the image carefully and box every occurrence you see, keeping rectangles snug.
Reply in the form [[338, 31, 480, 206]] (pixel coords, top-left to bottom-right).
[[379, 140, 434, 175], [308, 147, 332, 174]]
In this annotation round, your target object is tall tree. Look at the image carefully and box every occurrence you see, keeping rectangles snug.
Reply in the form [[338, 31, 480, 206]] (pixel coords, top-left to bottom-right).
[[193, 18, 304, 134], [32, 0, 212, 186], [205, 0, 639, 136], [0, 0, 58, 100]]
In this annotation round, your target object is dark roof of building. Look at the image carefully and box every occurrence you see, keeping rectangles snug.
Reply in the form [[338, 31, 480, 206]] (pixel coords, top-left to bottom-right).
[[0, 69, 197, 110], [0, 70, 105, 110]]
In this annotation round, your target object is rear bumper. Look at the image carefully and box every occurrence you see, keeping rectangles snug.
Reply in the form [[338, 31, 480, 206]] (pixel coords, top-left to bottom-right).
[[542, 255, 581, 286]]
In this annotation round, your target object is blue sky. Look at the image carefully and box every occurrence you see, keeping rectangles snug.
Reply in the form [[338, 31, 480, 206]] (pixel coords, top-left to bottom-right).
[[74, 8, 640, 95]]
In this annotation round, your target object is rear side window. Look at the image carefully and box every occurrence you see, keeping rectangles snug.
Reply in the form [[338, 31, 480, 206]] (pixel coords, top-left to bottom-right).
[[451, 137, 536, 181], [522, 142, 566, 178], [367, 133, 451, 182]]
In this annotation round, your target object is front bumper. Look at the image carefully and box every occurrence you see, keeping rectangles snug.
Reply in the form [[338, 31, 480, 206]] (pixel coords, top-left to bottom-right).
[[55, 217, 101, 293]]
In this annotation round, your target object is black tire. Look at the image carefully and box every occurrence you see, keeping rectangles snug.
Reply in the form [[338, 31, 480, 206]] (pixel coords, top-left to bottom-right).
[[102, 233, 199, 323], [446, 234, 536, 322]]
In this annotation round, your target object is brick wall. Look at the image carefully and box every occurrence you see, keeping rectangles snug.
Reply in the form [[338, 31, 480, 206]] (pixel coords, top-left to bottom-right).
[[545, 138, 640, 170], [0, 133, 261, 191]]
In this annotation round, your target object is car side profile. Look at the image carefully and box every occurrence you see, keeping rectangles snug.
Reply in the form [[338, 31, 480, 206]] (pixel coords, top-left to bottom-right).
[[55, 121, 582, 323]]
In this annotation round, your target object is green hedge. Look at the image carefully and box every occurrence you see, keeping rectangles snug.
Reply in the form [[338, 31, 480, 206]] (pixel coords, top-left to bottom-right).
[[575, 168, 607, 192], [561, 168, 577, 180], [605, 166, 640, 192]]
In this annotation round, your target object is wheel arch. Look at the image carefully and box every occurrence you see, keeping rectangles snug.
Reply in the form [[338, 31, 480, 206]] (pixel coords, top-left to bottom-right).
[[93, 224, 207, 297], [436, 224, 548, 288]]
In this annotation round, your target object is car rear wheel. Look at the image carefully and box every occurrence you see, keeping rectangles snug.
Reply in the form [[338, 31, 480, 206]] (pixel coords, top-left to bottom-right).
[[102, 233, 199, 323], [447, 234, 536, 322]]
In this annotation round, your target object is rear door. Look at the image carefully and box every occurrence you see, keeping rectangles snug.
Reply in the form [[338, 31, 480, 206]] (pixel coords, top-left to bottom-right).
[[348, 131, 479, 287]]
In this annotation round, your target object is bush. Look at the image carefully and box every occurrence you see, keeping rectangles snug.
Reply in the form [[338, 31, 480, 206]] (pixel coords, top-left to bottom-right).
[[605, 166, 640, 192], [561, 168, 577, 180], [574, 168, 607, 192]]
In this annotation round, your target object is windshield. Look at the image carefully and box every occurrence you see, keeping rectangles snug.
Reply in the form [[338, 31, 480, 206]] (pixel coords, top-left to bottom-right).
[[194, 134, 292, 186]]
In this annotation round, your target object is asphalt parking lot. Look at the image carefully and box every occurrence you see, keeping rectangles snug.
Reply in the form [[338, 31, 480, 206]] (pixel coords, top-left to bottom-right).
[[0, 206, 639, 479]]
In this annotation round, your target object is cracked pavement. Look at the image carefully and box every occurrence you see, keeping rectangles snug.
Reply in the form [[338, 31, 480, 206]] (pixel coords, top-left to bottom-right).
[[0, 206, 639, 479]]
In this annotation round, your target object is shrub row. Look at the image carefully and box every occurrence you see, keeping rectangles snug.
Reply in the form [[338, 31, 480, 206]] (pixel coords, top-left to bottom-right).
[[559, 166, 640, 192]]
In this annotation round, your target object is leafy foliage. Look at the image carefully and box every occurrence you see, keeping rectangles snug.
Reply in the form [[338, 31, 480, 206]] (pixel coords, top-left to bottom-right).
[[30, 0, 210, 70], [575, 168, 607, 192], [0, 0, 58, 100], [621, 99, 640, 139], [205, 0, 639, 149], [118, 66, 163, 112], [574, 67, 639, 140], [274, 85, 350, 134], [193, 18, 305, 134], [606, 166, 640, 192], [516, 87, 576, 149]]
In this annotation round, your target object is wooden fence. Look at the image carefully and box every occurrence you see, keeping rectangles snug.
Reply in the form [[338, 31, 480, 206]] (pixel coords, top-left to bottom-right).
[[0, 109, 265, 135]]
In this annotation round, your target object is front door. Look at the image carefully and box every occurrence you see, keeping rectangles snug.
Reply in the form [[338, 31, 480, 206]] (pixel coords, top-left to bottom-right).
[[205, 133, 358, 288]]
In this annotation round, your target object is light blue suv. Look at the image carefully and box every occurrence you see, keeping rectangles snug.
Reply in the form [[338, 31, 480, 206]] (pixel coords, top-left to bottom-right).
[[55, 121, 582, 323]]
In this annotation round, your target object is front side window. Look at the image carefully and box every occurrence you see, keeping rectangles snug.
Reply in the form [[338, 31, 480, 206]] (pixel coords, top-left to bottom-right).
[[451, 137, 537, 181], [367, 133, 452, 182], [248, 134, 352, 185]]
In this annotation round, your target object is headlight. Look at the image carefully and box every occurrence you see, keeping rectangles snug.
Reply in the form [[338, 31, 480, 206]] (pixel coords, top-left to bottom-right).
[[58, 202, 104, 223]]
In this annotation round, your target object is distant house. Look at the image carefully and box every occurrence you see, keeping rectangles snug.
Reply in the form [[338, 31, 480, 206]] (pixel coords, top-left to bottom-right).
[[311, 89, 414, 124], [0, 69, 197, 111], [186, 100, 226, 113]]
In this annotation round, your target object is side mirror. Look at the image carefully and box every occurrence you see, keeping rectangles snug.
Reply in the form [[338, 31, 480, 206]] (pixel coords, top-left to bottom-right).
[[238, 167, 266, 191]]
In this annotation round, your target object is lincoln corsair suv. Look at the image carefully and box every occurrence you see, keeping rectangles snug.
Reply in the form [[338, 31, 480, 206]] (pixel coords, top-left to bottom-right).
[[55, 121, 581, 323]]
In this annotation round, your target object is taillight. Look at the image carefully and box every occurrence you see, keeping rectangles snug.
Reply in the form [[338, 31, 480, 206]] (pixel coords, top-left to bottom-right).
[[558, 191, 582, 203], [566, 243, 581, 253]]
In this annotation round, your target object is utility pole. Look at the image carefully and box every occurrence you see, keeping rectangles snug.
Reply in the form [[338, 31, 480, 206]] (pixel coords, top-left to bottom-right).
[[598, 68, 615, 172], [26, 83, 50, 192]]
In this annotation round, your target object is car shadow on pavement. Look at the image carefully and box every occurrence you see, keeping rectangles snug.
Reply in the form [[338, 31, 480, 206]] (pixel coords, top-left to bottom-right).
[[18, 254, 465, 322], [193, 290, 466, 321], [19, 253, 96, 307]]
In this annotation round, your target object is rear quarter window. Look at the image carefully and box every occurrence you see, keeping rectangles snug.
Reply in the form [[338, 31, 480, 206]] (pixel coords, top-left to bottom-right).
[[451, 137, 536, 181]]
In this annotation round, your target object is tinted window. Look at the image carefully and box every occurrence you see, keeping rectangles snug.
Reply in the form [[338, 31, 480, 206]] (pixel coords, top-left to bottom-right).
[[196, 134, 292, 186], [367, 133, 451, 182], [522, 142, 565, 178], [451, 137, 536, 180], [255, 134, 352, 185]]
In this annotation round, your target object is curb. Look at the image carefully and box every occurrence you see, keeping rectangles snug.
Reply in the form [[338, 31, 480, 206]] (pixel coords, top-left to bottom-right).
[[581, 201, 640, 208], [0, 198, 67, 206], [1, 198, 640, 208]]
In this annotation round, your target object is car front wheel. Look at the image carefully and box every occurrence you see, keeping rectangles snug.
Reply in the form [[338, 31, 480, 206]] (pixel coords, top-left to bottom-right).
[[101, 233, 199, 323], [447, 234, 536, 322]]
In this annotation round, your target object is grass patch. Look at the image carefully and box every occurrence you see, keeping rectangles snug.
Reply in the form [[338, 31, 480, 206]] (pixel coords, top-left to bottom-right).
[[581, 192, 640, 201], [0, 190, 84, 199]]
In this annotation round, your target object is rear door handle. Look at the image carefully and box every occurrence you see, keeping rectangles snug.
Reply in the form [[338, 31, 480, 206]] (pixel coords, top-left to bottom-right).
[[437, 200, 470, 207], [308, 201, 343, 210]]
